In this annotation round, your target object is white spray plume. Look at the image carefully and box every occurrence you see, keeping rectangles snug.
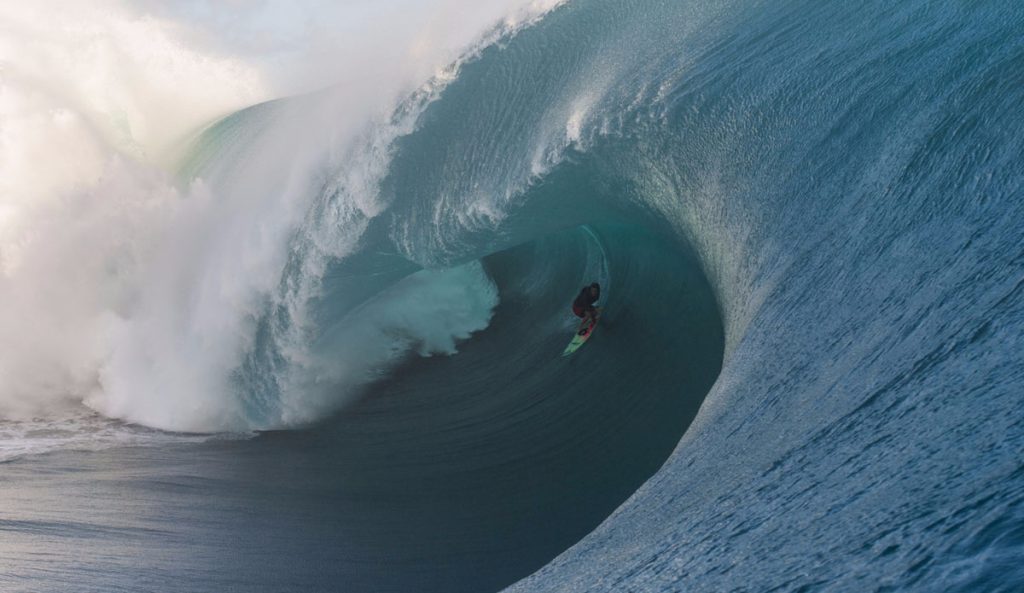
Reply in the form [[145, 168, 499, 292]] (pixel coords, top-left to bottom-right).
[[0, 0, 563, 430]]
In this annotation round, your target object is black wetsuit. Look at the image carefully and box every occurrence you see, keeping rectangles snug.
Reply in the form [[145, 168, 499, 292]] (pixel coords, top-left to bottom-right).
[[572, 286, 600, 318]]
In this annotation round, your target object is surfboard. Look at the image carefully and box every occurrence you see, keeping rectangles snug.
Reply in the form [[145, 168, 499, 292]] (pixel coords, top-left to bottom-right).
[[562, 319, 598, 356]]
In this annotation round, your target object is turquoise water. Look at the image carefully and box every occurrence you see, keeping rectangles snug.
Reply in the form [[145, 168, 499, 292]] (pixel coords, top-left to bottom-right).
[[4, 0, 1024, 591]]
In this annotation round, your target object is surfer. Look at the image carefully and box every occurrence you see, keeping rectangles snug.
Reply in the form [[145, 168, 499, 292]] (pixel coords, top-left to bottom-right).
[[572, 282, 601, 334]]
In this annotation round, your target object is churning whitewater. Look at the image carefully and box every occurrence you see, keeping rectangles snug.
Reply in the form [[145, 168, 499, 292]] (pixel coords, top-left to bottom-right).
[[0, 0, 565, 433], [2, 1, 1024, 592]]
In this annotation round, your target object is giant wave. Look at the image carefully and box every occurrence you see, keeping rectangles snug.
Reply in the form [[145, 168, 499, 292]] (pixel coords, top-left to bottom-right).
[[2, 0, 1023, 592]]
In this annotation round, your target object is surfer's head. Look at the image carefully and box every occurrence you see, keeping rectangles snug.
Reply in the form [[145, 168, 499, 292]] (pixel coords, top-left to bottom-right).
[[589, 282, 600, 296]]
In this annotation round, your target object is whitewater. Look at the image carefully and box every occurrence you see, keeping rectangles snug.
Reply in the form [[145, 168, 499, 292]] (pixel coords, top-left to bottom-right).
[[2, 1, 1023, 592]]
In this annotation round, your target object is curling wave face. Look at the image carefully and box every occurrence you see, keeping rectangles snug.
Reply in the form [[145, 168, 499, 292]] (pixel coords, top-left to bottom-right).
[[177, 0, 1024, 588], [2, 0, 1023, 591]]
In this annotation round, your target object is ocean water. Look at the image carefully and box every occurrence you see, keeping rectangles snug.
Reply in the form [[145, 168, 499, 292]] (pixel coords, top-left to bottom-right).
[[2, 0, 1023, 592]]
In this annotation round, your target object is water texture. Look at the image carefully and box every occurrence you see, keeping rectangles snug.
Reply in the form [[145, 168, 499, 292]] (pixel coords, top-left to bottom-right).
[[2, 1, 1023, 592]]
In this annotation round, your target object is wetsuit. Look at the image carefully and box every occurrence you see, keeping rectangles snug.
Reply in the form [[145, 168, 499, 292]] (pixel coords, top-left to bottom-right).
[[572, 286, 600, 318]]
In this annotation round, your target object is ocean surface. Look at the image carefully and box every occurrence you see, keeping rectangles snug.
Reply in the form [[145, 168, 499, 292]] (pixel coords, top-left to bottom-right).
[[3, 0, 1023, 592]]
